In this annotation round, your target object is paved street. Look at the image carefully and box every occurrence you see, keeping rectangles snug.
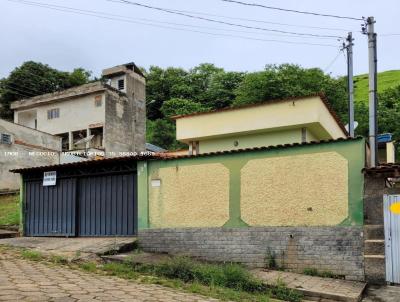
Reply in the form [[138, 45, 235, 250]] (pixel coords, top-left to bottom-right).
[[0, 250, 218, 302], [362, 285, 400, 302]]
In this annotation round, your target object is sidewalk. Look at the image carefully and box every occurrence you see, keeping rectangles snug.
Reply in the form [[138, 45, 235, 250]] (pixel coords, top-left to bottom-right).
[[252, 269, 366, 302]]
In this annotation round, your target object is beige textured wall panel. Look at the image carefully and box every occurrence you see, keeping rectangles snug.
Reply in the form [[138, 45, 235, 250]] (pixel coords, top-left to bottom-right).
[[241, 152, 348, 226], [149, 164, 230, 228]]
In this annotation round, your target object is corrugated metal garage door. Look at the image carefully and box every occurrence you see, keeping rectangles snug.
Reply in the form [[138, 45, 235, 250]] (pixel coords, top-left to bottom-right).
[[24, 173, 136, 237], [78, 174, 136, 236], [25, 179, 76, 237]]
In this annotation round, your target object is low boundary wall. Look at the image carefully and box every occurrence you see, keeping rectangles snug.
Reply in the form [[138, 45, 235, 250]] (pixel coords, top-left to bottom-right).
[[139, 226, 364, 281]]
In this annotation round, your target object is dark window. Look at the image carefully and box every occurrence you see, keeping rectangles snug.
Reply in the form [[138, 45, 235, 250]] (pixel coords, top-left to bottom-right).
[[118, 79, 125, 90], [47, 108, 60, 120], [0, 133, 12, 144], [94, 95, 102, 107]]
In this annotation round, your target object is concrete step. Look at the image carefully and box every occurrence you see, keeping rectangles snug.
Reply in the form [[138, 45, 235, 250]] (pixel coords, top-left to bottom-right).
[[364, 255, 386, 285], [364, 225, 384, 240], [0, 229, 18, 239], [102, 251, 171, 265], [364, 240, 385, 255], [252, 269, 366, 302]]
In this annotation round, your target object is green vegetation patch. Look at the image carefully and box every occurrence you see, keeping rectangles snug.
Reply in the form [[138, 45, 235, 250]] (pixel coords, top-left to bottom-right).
[[127, 257, 302, 302], [21, 249, 43, 261], [303, 267, 343, 279], [354, 70, 400, 103], [0, 194, 20, 227]]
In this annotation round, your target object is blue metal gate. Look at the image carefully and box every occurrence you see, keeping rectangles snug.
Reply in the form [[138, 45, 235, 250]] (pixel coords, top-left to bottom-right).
[[24, 178, 76, 237], [77, 174, 136, 236], [24, 172, 136, 237]]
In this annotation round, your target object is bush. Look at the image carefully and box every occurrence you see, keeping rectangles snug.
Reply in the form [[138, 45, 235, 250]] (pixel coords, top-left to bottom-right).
[[21, 250, 42, 261], [103, 262, 138, 279], [303, 267, 319, 276], [270, 278, 303, 302], [155, 257, 197, 283], [303, 267, 341, 279], [148, 257, 266, 293], [80, 262, 97, 272], [264, 249, 277, 269]]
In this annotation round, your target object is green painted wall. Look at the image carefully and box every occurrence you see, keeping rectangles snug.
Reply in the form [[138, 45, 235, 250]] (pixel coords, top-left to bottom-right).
[[137, 161, 149, 230], [137, 138, 365, 229]]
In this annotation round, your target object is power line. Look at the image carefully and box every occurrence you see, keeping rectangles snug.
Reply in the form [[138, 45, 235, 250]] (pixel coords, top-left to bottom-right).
[[220, 0, 363, 21], [7, 0, 339, 48], [126, 5, 353, 32], [169, 9, 352, 32], [323, 49, 344, 73], [5, 0, 335, 40], [107, 0, 344, 39], [1, 85, 36, 98], [4, 82, 45, 97], [381, 33, 400, 37]]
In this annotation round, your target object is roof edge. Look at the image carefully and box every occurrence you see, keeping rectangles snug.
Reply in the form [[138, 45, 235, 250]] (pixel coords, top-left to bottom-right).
[[170, 93, 348, 137], [10, 136, 363, 174]]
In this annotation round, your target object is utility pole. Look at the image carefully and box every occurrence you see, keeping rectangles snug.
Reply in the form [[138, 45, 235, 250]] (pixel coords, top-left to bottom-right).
[[344, 32, 355, 137], [365, 17, 378, 167]]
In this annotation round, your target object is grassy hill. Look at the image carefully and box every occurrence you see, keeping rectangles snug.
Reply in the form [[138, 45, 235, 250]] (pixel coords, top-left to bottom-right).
[[354, 70, 400, 103]]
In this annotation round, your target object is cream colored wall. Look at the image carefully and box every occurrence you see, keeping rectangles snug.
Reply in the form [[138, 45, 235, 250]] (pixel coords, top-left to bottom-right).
[[15, 93, 106, 135], [149, 163, 230, 228], [199, 129, 302, 154], [306, 129, 318, 141], [240, 152, 348, 226], [176, 96, 346, 143], [15, 110, 36, 129], [386, 142, 396, 163]]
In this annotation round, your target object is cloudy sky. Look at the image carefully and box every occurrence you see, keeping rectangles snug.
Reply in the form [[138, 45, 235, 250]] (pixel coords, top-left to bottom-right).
[[0, 0, 399, 78]]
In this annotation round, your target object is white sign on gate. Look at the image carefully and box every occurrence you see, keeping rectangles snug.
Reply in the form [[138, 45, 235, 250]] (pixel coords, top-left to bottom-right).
[[43, 171, 57, 186], [384, 194, 400, 284]]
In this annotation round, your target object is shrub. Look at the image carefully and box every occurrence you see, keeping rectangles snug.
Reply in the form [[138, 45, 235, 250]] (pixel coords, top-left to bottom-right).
[[80, 262, 97, 272], [155, 257, 197, 283], [149, 257, 266, 293], [303, 267, 319, 276], [21, 250, 42, 261], [264, 249, 277, 269], [270, 278, 303, 302], [303, 267, 341, 279], [50, 255, 68, 264], [103, 262, 138, 279]]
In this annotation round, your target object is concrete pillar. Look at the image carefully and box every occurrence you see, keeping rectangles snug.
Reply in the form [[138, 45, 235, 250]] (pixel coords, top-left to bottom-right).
[[86, 128, 91, 149], [387, 142, 395, 163], [188, 141, 193, 155], [68, 131, 73, 151]]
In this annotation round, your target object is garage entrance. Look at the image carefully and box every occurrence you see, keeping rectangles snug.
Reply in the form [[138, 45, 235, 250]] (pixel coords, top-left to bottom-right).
[[16, 157, 139, 237]]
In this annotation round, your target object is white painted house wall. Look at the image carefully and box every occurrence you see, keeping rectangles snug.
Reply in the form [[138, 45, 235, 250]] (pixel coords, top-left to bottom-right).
[[15, 93, 106, 135]]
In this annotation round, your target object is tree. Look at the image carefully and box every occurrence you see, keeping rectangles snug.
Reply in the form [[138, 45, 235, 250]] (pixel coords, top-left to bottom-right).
[[0, 61, 91, 120], [147, 119, 185, 150], [234, 64, 348, 122], [377, 85, 400, 157], [145, 66, 192, 120], [145, 63, 244, 119], [200, 71, 244, 109], [146, 98, 209, 150], [160, 98, 209, 117]]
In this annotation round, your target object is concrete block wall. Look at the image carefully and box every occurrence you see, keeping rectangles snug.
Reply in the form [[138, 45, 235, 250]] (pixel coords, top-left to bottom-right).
[[139, 226, 364, 281], [363, 175, 400, 284], [0, 119, 61, 191]]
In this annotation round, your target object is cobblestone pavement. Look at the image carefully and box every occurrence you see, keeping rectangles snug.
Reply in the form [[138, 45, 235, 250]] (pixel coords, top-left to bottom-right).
[[0, 251, 219, 302]]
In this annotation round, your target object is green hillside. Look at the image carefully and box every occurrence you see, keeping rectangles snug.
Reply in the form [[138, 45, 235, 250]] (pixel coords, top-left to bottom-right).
[[354, 70, 400, 103]]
